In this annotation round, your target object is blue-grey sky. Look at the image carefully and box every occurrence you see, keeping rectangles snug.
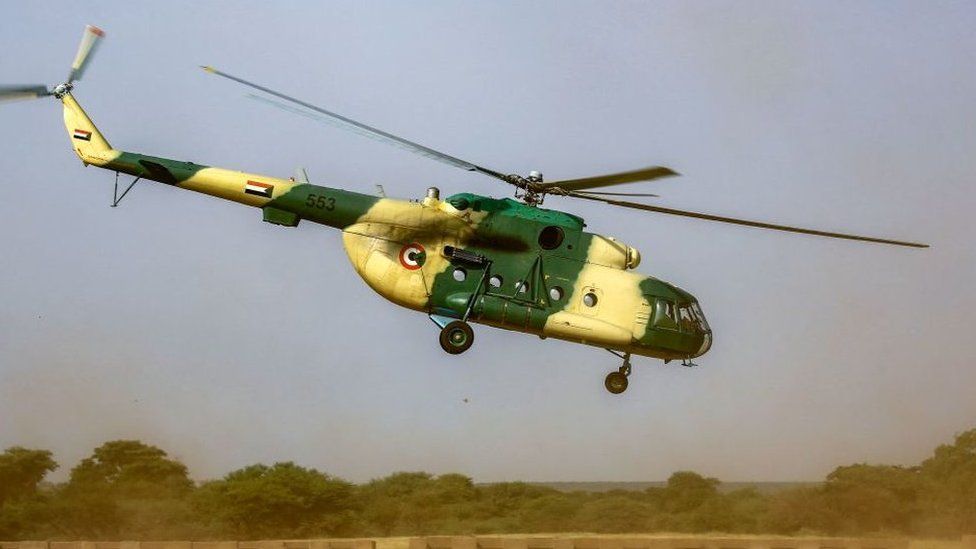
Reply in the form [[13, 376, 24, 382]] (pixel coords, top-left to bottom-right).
[[1, 1, 974, 483]]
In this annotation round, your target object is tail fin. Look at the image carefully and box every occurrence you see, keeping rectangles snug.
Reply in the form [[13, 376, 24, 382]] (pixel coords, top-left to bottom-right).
[[61, 92, 114, 166]]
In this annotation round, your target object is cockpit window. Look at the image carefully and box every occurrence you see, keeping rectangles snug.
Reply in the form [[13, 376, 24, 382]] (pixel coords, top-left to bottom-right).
[[652, 299, 678, 329], [653, 298, 709, 333], [692, 302, 710, 332], [678, 305, 693, 325], [677, 302, 710, 333]]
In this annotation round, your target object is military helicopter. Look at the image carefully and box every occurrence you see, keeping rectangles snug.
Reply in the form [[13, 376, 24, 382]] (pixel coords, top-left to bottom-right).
[[3, 27, 927, 394]]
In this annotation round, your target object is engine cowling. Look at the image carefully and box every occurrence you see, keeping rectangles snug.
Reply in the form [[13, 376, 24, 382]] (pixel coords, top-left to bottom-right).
[[587, 235, 641, 270]]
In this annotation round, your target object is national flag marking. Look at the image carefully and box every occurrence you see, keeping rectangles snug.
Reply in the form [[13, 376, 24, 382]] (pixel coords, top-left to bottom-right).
[[244, 180, 274, 198], [73, 129, 92, 141]]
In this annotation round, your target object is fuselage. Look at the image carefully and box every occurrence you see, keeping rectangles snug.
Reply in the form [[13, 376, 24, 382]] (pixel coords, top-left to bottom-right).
[[62, 92, 712, 361]]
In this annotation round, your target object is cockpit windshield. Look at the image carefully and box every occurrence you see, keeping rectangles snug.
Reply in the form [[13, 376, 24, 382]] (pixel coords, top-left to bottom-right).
[[651, 298, 710, 334], [678, 302, 710, 333]]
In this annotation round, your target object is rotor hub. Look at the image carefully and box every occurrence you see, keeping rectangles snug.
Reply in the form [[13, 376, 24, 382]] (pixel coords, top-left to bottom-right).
[[504, 171, 549, 206], [52, 82, 73, 98]]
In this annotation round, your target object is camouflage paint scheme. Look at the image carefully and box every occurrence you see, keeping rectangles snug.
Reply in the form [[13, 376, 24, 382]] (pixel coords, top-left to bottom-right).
[[62, 92, 711, 361]]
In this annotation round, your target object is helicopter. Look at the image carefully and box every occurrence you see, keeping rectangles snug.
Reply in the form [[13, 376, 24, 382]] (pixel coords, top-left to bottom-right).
[[2, 26, 928, 394]]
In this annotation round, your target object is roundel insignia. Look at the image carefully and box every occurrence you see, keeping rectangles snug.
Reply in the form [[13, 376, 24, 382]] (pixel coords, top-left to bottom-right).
[[398, 243, 426, 270]]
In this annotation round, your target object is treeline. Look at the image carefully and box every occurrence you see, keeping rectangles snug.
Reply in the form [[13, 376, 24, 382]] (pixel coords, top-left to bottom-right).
[[1, 429, 975, 540]]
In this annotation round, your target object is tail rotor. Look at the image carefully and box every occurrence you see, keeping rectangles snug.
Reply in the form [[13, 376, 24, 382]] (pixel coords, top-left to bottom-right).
[[0, 24, 104, 103]]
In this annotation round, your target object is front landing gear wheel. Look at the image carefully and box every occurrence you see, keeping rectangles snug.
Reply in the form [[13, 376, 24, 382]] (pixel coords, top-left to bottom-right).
[[603, 350, 633, 394], [605, 371, 629, 394], [439, 321, 474, 354]]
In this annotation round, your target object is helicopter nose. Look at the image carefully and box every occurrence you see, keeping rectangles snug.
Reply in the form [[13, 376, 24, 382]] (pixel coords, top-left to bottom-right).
[[693, 331, 713, 358]]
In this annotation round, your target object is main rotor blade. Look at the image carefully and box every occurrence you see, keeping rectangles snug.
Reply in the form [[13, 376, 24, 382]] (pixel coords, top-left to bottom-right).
[[574, 190, 660, 198], [541, 166, 679, 193], [202, 66, 511, 183], [67, 25, 104, 83], [567, 192, 929, 248], [0, 85, 51, 103]]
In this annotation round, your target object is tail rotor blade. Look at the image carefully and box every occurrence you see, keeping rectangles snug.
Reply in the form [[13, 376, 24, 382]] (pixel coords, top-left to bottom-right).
[[67, 25, 105, 83], [0, 85, 52, 103]]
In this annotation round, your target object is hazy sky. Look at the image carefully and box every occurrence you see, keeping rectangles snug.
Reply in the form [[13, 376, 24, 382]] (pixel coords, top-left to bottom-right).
[[1, 1, 974, 484]]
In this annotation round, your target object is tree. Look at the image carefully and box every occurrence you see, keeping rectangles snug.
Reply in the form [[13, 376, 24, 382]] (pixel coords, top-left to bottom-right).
[[361, 471, 435, 498], [193, 462, 355, 538], [821, 464, 919, 534], [918, 428, 976, 534], [360, 495, 401, 535], [431, 473, 477, 504], [518, 494, 580, 532], [0, 448, 58, 540], [576, 496, 655, 532], [762, 486, 837, 534], [38, 441, 195, 538], [357, 472, 436, 534], [0, 447, 57, 506], [68, 440, 192, 498], [660, 471, 720, 513], [477, 482, 556, 518]]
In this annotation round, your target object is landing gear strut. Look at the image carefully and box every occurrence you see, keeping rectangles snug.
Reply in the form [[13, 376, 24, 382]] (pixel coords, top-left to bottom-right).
[[604, 351, 632, 394], [438, 320, 474, 355]]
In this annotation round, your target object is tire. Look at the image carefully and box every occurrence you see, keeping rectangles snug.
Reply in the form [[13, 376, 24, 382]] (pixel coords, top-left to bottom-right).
[[604, 371, 629, 394], [439, 321, 474, 354]]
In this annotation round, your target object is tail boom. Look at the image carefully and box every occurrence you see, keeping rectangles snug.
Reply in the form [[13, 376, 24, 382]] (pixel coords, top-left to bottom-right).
[[59, 92, 379, 228], [60, 91, 301, 208]]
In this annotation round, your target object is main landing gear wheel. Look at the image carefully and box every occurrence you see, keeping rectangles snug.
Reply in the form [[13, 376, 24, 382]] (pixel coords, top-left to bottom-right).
[[604, 352, 632, 394], [439, 320, 474, 355]]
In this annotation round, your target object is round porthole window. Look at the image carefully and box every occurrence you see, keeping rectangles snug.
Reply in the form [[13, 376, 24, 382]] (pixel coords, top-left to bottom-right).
[[583, 292, 598, 307], [549, 286, 564, 301], [538, 225, 565, 250], [453, 268, 467, 282], [515, 280, 529, 294], [489, 275, 503, 288]]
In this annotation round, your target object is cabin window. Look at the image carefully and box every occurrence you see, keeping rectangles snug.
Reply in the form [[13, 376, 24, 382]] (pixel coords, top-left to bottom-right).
[[652, 298, 678, 330], [489, 275, 503, 288], [549, 286, 564, 301], [538, 225, 565, 250], [583, 292, 598, 307], [515, 280, 529, 294], [453, 268, 467, 282]]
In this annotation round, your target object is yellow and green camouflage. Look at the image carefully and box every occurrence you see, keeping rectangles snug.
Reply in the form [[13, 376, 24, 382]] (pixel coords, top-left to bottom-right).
[[61, 91, 712, 363]]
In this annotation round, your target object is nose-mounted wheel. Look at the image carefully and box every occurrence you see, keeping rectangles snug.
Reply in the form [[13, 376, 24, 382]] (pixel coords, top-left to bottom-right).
[[604, 371, 628, 394], [439, 320, 474, 355], [604, 351, 632, 394]]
